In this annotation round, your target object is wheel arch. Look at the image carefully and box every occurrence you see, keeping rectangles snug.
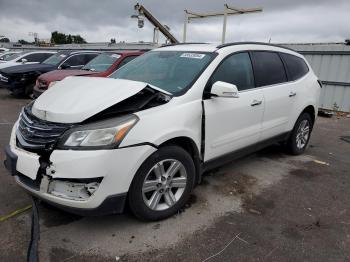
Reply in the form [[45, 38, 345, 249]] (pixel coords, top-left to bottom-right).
[[300, 105, 316, 125], [158, 136, 202, 185]]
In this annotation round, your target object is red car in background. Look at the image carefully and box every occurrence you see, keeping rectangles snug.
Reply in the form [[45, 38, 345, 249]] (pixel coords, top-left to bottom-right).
[[33, 50, 144, 98]]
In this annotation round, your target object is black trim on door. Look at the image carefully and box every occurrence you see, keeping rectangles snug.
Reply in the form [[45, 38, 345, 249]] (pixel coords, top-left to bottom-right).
[[202, 132, 291, 172]]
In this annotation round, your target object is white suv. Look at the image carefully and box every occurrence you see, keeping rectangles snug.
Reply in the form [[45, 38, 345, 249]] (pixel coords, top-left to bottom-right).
[[4, 43, 320, 220]]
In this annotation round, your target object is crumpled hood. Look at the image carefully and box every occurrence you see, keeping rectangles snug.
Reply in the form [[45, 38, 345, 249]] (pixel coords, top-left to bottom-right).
[[32, 76, 151, 123]]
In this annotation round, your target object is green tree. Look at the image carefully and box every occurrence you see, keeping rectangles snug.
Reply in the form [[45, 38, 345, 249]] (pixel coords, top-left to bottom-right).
[[0, 37, 10, 43], [66, 34, 72, 44], [50, 31, 87, 44], [72, 35, 86, 44], [18, 39, 30, 45]]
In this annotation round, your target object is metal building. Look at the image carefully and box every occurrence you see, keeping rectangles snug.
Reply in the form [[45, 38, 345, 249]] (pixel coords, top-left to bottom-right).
[[283, 43, 350, 112]]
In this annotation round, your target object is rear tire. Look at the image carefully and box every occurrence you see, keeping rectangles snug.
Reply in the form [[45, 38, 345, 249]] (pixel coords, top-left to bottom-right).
[[286, 113, 313, 155], [128, 145, 195, 221]]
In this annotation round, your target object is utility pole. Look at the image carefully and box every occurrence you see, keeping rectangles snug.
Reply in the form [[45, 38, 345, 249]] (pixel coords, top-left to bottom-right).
[[183, 4, 262, 43], [28, 32, 39, 45]]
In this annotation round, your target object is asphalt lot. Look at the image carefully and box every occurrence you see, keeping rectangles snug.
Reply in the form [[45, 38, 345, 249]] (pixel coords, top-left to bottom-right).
[[0, 88, 349, 262]]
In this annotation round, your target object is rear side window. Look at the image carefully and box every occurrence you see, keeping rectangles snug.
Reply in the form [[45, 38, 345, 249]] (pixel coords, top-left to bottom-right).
[[40, 53, 55, 61], [82, 53, 98, 64], [116, 55, 138, 70], [19, 53, 52, 63], [210, 52, 255, 91], [250, 51, 287, 87], [65, 54, 86, 66], [280, 53, 309, 81]]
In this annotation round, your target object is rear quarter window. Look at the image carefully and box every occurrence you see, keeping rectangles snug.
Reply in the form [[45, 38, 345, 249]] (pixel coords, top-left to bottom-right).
[[250, 51, 287, 87], [280, 53, 309, 81]]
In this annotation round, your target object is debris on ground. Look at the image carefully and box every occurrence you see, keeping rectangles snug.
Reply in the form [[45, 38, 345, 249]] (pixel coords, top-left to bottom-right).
[[248, 208, 262, 215], [0, 204, 32, 222], [318, 110, 334, 118], [313, 160, 330, 166]]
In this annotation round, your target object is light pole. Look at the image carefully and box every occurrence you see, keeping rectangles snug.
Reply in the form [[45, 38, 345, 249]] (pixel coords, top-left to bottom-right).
[[131, 3, 179, 44]]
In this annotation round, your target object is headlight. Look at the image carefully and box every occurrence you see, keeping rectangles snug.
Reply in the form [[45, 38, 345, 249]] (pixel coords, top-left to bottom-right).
[[48, 81, 58, 88], [58, 114, 139, 149]]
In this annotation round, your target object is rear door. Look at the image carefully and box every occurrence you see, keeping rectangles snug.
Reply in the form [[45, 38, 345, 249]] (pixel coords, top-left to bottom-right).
[[250, 51, 294, 140], [204, 52, 264, 161]]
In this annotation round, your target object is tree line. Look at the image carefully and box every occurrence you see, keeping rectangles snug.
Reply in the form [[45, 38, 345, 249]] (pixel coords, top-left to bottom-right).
[[50, 31, 87, 44]]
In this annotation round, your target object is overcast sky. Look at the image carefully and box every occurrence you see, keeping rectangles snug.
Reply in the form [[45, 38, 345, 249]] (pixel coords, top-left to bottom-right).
[[0, 0, 349, 44]]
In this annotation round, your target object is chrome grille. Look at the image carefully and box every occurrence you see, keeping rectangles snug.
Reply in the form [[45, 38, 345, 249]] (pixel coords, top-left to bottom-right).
[[0, 73, 8, 83], [17, 106, 71, 150]]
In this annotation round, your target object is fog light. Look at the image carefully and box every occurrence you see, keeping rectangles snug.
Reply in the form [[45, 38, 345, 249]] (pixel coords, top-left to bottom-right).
[[47, 180, 100, 201]]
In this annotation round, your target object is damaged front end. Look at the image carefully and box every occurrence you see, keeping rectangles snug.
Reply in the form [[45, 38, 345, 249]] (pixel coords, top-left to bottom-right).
[[15, 104, 98, 201], [14, 83, 171, 202]]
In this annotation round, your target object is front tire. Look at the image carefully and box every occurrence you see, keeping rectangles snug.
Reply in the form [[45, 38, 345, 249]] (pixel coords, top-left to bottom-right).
[[128, 145, 195, 221], [287, 113, 313, 155]]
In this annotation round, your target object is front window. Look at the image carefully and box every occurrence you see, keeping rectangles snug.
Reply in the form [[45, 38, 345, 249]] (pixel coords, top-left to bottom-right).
[[82, 53, 121, 72], [43, 53, 67, 66], [109, 51, 214, 95]]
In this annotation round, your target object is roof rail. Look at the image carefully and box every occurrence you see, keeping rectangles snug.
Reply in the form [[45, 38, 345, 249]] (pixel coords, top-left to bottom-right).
[[160, 42, 209, 48], [216, 42, 296, 52]]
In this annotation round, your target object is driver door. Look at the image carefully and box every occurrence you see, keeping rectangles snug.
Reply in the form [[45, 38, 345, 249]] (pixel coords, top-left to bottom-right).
[[203, 52, 264, 161]]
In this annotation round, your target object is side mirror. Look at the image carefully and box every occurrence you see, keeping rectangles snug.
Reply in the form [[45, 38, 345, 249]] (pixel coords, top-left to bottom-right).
[[60, 63, 70, 69], [21, 58, 28, 64], [210, 81, 239, 98]]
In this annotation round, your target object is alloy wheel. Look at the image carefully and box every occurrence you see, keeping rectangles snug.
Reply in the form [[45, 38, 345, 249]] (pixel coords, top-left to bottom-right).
[[296, 119, 310, 149], [142, 159, 187, 211]]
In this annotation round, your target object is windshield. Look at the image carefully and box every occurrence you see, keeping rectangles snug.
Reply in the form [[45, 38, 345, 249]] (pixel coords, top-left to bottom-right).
[[109, 51, 214, 95], [43, 53, 67, 66], [82, 53, 121, 72], [2, 52, 23, 61]]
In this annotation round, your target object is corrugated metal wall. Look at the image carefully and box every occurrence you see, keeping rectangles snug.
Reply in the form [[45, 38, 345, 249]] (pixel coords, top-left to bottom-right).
[[283, 43, 350, 112]]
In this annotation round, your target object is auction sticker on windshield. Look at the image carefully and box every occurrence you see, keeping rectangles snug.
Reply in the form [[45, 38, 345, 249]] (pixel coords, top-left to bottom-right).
[[180, 53, 206, 59]]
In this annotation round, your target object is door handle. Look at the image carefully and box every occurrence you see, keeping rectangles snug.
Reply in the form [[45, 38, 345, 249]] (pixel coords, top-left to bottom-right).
[[289, 91, 297, 97], [251, 100, 262, 106]]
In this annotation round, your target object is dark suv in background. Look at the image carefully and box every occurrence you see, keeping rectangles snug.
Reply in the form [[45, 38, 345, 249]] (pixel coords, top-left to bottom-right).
[[0, 50, 99, 96]]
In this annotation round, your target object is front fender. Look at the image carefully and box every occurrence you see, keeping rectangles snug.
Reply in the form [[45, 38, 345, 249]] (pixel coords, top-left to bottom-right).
[[120, 99, 203, 152]]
